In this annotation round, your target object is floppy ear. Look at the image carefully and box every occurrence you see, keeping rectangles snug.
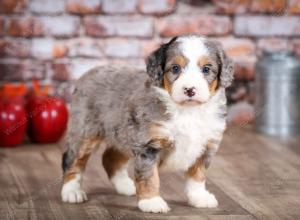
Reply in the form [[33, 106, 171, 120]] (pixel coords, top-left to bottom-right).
[[146, 37, 177, 87], [146, 46, 166, 87], [217, 44, 234, 88]]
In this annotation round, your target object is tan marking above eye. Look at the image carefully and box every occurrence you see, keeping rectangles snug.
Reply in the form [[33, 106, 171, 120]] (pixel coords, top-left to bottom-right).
[[197, 56, 211, 67], [166, 55, 188, 70]]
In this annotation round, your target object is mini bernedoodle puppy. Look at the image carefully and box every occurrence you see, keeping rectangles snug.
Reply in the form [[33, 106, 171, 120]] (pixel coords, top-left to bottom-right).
[[61, 34, 234, 213]]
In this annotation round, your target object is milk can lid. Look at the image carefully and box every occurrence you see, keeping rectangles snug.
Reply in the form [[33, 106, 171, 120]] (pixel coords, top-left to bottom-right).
[[256, 51, 300, 78], [262, 50, 294, 58]]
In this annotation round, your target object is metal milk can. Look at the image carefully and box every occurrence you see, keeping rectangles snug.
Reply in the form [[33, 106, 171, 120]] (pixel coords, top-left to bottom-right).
[[255, 51, 300, 137]]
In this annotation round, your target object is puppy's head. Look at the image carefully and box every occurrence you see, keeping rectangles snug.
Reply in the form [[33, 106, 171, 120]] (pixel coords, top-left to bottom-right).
[[146, 35, 234, 106]]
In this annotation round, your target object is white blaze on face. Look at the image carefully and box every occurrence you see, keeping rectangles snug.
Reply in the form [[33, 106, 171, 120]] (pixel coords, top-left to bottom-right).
[[171, 36, 210, 104]]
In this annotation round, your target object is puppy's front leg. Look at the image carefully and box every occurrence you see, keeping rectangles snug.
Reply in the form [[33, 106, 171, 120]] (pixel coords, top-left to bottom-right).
[[185, 140, 221, 208], [134, 142, 170, 213]]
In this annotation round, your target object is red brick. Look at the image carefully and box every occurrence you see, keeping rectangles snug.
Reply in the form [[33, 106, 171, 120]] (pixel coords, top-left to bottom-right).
[[23, 61, 46, 80], [52, 59, 108, 81], [103, 39, 141, 58], [227, 101, 254, 125], [84, 16, 153, 38], [250, 0, 286, 13], [66, 0, 102, 14], [8, 17, 43, 37], [0, 60, 45, 81], [31, 39, 68, 60], [67, 38, 103, 58], [29, 0, 64, 14], [0, 61, 26, 81], [288, 0, 300, 14], [52, 63, 71, 81], [233, 56, 256, 80], [138, 0, 176, 15], [0, 0, 27, 13], [103, 0, 137, 14], [257, 38, 290, 53], [0, 61, 22, 81], [234, 16, 300, 37], [0, 39, 30, 57], [8, 16, 80, 38], [50, 58, 145, 82], [212, 0, 249, 14], [217, 37, 255, 57], [0, 18, 5, 36], [157, 15, 232, 37]]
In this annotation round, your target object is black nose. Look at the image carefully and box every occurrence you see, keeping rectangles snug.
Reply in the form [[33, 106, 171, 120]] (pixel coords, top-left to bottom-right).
[[184, 87, 196, 97]]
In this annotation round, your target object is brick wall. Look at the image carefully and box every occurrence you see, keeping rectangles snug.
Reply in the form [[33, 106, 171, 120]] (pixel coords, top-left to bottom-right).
[[1, 0, 300, 124]]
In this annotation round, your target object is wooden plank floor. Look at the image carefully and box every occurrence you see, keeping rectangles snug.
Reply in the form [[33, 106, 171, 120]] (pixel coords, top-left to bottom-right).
[[0, 125, 300, 220]]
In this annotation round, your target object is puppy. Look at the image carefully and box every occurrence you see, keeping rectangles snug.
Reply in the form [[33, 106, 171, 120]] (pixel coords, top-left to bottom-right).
[[61, 34, 234, 213]]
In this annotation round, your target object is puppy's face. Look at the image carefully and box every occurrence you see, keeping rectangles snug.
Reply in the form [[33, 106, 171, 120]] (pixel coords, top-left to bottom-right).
[[146, 35, 234, 105]]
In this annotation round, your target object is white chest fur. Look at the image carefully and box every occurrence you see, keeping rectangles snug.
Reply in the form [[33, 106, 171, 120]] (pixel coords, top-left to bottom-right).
[[156, 89, 226, 171]]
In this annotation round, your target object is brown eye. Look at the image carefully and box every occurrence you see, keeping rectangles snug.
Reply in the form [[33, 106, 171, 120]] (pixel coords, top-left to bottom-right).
[[171, 64, 181, 74], [203, 66, 210, 74]]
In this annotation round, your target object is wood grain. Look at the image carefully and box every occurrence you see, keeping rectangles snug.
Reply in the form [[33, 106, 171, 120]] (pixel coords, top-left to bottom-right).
[[0, 125, 299, 220]]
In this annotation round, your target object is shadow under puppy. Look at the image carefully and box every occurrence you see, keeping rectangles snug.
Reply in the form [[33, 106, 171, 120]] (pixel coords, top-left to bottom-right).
[[61, 34, 234, 213]]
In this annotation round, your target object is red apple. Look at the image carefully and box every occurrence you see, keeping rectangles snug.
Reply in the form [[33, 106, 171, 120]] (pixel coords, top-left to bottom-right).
[[27, 96, 68, 143], [0, 102, 28, 147], [0, 84, 28, 147]]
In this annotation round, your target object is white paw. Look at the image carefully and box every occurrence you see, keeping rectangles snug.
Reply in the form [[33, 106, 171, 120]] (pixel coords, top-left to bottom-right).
[[111, 166, 136, 196], [61, 176, 87, 203], [138, 196, 170, 213], [111, 175, 136, 196], [188, 190, 218, 208], [62, 188, 88, 203], [185, 179, 218, 208]]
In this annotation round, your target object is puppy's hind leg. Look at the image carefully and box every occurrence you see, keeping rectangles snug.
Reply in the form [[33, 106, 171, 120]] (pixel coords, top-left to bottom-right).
[[102, 148, 136, 196], [61, 137, 101, 203]]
